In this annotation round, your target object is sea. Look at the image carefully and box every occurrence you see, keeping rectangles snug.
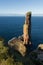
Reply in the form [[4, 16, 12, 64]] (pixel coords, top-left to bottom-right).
[[0, 16, 43, 49]]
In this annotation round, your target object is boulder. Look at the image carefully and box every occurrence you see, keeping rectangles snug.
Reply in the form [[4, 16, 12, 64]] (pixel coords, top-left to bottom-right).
[[8, 38, 26, 56]]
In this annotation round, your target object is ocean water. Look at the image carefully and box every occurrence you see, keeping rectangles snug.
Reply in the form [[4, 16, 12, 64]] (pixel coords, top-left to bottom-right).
[[0, 16, 43, 49]]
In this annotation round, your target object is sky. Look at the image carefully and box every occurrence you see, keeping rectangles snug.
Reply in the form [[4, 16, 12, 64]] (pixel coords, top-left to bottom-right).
[[0, 0, 43, 16]]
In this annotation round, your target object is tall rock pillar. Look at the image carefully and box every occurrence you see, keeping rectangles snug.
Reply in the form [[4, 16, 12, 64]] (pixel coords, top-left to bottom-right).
[[23, 12, 31, 45]]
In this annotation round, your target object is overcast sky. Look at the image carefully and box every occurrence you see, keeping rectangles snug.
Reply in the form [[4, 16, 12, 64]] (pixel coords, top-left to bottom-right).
[[0, 0, 43, 16]]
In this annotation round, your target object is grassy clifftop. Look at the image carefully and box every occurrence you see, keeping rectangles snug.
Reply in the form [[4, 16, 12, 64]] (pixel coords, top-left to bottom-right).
[[0, 38, 43, 65]]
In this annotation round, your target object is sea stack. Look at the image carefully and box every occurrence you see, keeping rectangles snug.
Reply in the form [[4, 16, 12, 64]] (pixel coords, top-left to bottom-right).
[[8, 12, 31, 56], [23, 12, 31, 45]]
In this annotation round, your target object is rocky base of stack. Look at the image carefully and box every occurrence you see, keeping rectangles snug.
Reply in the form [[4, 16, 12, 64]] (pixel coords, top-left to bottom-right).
[[8, 35, 31, 56]]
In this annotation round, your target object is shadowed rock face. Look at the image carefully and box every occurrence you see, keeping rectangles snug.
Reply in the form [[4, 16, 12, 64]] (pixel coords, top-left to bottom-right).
[[8, 12, 31, 56], [26, 12, 31, 41]]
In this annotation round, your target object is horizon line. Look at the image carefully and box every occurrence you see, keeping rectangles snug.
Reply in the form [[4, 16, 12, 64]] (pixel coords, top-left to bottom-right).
[[0, 14, 43, 16]]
